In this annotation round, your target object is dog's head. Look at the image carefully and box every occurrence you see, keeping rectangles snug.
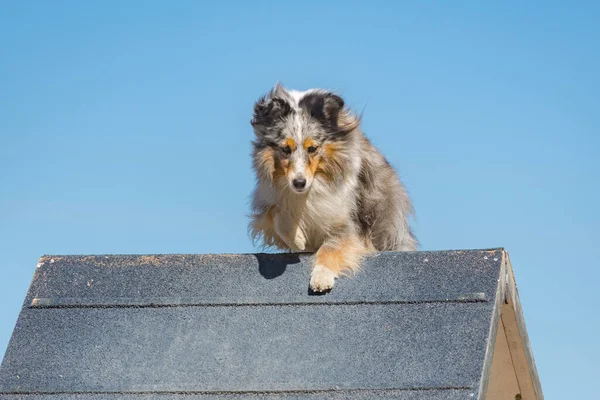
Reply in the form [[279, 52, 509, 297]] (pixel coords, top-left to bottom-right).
[[251, 84, 360, 193]]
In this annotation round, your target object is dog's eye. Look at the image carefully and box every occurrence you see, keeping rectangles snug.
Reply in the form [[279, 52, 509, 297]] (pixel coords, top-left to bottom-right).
[[282, 146, 292, 155], [307, 146, 318, 154]]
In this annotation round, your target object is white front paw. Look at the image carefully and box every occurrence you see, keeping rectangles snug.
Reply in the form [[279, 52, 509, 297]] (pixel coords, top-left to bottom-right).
[[310, 264, 336, 292]]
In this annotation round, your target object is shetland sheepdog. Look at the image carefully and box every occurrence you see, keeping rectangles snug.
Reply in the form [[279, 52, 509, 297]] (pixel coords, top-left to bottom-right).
[[249, 84, 417, 292]]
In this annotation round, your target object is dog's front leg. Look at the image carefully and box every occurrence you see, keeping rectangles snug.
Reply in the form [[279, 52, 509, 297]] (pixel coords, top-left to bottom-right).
[[310, 234, 370, 292], [273, 210, 306, 252]]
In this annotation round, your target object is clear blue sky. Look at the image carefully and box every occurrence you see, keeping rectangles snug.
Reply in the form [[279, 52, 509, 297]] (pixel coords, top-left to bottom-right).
[[1, 1, 598, 397]]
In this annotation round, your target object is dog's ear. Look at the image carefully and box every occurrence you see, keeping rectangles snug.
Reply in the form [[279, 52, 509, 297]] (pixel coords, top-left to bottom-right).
[[300, 92, 354, 138], [301, 92, 343, 122], [322, 94, 344, 123], [251, 84, 292, 133], [252, 97, 291, 128]]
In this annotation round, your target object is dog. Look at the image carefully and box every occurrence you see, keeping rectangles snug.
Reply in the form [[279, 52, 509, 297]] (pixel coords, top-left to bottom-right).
[[249, 84, 417, 292]]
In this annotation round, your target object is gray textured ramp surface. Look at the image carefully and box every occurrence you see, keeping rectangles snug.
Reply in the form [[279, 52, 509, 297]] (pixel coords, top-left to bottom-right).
[[0, 389, 476, 399], [0, 249, 504, 399], [28, 251, 498, 306]]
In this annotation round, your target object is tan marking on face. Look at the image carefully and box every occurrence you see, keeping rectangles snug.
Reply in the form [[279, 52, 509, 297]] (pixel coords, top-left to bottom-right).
[[303, 138, 316, 150], [277, 158, 297, 182], [268, 154, 286, 185], [299, 139, 318, 180], [314, 143, 342, 182], [285, 138, 296, 150], [308, 154, 319, 177]]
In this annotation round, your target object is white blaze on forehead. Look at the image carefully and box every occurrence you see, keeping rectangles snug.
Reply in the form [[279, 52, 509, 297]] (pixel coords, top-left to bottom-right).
[[291, 113, 305, 143]]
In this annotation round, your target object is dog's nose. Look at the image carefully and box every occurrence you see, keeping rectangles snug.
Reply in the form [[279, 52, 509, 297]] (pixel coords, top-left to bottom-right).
[[293, 178, 307, 190]]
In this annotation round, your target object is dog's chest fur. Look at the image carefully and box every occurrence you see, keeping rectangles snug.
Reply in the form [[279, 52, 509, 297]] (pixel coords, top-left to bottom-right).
[[276, 174, 359, 251]]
